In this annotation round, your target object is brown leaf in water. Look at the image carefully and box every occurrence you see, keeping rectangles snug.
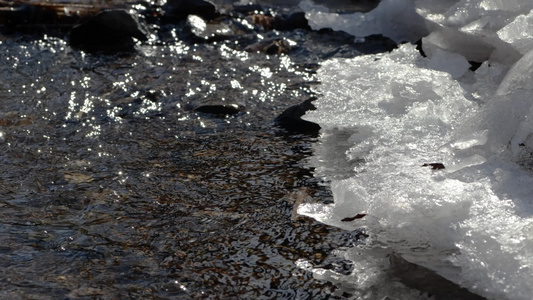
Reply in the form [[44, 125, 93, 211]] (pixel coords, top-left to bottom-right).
[[64, 172, 94, 184]]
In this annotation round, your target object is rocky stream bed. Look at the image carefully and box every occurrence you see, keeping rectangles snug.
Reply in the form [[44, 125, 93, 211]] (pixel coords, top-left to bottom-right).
[[0, 1, 430, 299]]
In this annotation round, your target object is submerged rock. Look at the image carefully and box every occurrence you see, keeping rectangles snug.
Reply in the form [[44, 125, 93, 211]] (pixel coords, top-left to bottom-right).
[[275, 97, 321, 135], [163, 0, 218, 21], [312, 0, 380, 13], [273, 12, 311, 31], [244, 39, 292, 55], [185, 14, 243, 42], [249, 12, 310, 31], [69, 10, 148, 53], [0, 2, 99, 27], [193, 104, 243, 117]]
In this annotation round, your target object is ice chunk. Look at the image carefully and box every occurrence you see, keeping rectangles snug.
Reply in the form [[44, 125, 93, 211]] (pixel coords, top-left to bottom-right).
[[302, 44, 478, 239], [480, 0, 533, 12], [422, 28, 494, 62], [498, 10, 533, 55], [427, 48, 470, 78], [300, 1, 533, 298], [300, 0, 429, 44], [468, 49, 533, 158], [302, 41, 533, 300], [449, 130, 489, 150], [417, 0, 526, 64]]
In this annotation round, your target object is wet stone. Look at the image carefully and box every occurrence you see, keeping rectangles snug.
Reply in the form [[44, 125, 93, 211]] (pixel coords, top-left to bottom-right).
[[185, 15, 241, 42], [0, 2, 101, 31], [311, 0, 380, 13], [244, 38, 292, 55], [69, 9, 148, 53], [272, 12, 311, 31], [162, 0, 219, 21], [250, 14, 276, 30], [193, 104, 243, 116]]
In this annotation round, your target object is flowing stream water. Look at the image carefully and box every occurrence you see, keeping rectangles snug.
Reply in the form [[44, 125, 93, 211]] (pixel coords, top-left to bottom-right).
[[0, 1, 395, 298]]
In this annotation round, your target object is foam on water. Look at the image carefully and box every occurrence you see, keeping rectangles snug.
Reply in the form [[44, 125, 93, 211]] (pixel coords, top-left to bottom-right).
[[299, 1, 533, 299]]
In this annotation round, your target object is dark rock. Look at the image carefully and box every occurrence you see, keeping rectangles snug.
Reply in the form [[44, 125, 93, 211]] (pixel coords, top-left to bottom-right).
[[312, 0, 380, 13], [272, 12, 310, 31], [0, 2, 101, 35], [185, 15, 240, 42], [274, 97, 321, 135], [0, 3, 60, 27], [232, 4, 264, 16], [163, 0, 218, 21], [69, 10, 148, 53], [248, 12, 310, 31], [244, 39, 292, 55], [250, 14, 276, 30], [139, 89, 162, 102], [185, 14, 208, 38], [193, 104, 243, 116]]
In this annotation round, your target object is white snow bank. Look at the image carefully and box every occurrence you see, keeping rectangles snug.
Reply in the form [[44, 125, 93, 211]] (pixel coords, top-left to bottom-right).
[[299, 1, 533, 299]]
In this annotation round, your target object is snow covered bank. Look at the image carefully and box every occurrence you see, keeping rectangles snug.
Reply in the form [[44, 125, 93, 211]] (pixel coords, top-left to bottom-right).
[[299, 1, 533, 299]]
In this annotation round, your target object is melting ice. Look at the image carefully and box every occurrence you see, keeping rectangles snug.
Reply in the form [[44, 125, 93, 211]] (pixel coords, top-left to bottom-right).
[[299, 0, 533, 299]]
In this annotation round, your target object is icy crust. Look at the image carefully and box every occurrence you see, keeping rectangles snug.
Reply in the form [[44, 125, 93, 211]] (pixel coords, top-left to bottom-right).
[[299, 0, 429, 44], [417, 0, 530, 64], [298, 1, 533, 299], [300, 43, 533, 299], [301, 0, 533, 64]]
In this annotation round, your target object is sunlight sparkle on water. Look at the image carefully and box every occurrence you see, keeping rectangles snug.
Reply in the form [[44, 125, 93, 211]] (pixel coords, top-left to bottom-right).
[[220, 44, 249, 61], [230, 79, 243, 89]]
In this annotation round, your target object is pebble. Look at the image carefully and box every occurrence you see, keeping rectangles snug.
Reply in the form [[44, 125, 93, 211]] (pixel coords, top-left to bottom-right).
[[193, 104, 243, 116]]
